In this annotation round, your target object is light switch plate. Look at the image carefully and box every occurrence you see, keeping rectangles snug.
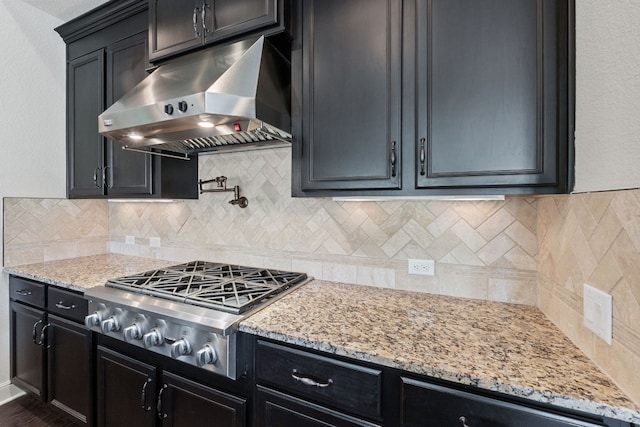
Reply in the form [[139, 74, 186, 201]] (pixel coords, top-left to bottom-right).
[[583, 283, 612, 345]]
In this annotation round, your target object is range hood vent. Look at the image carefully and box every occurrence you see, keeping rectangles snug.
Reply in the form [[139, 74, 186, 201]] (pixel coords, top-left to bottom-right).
[[98, 36, 291, 156]]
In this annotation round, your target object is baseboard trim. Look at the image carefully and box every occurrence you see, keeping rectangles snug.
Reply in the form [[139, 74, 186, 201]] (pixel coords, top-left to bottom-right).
[[0, 382, 26, 406]]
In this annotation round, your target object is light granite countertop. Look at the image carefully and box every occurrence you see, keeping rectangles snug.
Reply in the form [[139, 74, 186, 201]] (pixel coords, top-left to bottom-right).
[[3, 254, 176, 293], [4, 255, 640, 423], [240, 280, 640, 424]]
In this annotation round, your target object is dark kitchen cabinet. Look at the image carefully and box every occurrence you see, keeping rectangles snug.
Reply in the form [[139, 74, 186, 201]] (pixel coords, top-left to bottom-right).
[[96, 346, 157, 427], [293, 0, 402, 192], [149, 0, 284, 61], [56, 0, 198, 200], [400, 377, 607, 427], [47, 314, 93, 424], [292, 0, 574, 196], [256, 386, 380, 427], [9, 276, 93, 425], [67, 50, 105, 198], [160, 371, 246, 426], [96, 346, 247, 427], [255, 340, 382, 426], [10, 301, 46, 400]]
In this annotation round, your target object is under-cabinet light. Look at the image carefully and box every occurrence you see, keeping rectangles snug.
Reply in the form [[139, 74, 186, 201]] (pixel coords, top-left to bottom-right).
[[107, 199, 177, 203], [332, 195, 506, 202]]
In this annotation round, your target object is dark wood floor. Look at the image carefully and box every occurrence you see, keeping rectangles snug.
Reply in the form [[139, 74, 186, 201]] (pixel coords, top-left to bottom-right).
[[0, 395, 81, 426]]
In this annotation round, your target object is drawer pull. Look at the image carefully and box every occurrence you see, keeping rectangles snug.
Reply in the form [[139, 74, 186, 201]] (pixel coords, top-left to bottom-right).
[[55, 301, 76, 310], [15, 289, 33, 296], [459, 416, 470, 427], [291, 369, 333, 388]]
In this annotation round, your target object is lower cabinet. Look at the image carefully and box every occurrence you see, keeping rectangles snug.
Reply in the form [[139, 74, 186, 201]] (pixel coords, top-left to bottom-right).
[[9, 276, 92, 425], [10, 301, 46, 399], [256, 386, 380, 427], [96, 346, 246, 427], [255, 340, 382, 426], [400, 377, 609, 427]]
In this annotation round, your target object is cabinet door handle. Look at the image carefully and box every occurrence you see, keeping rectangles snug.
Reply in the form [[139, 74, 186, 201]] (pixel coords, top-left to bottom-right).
[[459, 416, 471, 427], [202, 3, 211, 34], [32, 320, 43, 344], [193, 6, 201, 37], [140, 378, 152, 412], [157, 384, 168, 419], [419, 137, 426, 176], [40, 323, 51, 349], [55, 301, 76, 310], [93, 167, 101, 187], [103, 165, 111, 189], [15, 289, 33, 296], [291, 369, 333, 388], [390, 140, 397, 178]]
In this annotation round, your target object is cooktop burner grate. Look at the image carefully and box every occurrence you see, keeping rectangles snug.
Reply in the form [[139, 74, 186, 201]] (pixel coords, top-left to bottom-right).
[[105, 261, 307, 314]]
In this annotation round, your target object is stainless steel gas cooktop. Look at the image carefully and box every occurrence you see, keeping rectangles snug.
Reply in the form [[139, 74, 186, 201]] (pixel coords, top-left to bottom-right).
[[105, 260, 308, 314], [84, 261, 309, 379]]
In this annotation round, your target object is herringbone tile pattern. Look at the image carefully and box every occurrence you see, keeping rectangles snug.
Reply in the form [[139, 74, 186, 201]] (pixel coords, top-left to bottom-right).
[[107, 148, 538, 302], [109, 148, 537, 269], [538, 189, 640, 403], [3, 198, 108, 265]]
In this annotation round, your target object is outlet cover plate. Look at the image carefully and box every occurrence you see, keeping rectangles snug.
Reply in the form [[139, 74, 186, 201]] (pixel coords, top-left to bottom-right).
[[125, 235, 135, 245], [149, 237, 161, 248], [583, 283, 612, 345], [408, 259, 435, 276]]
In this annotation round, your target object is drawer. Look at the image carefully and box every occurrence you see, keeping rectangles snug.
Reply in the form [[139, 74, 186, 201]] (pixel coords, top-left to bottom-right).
[[9, 276, 45, 308], [256, 340, 382, 420], [47, 287, 88, 324], [401, 377, 606, 427]]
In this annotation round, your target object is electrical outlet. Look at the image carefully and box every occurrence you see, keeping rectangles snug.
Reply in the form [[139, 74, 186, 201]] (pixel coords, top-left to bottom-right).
[[583, 283, 612, 345], [125, 235, 135, 245], [149, 237, 161, 248], [408, 259, 435, 276]]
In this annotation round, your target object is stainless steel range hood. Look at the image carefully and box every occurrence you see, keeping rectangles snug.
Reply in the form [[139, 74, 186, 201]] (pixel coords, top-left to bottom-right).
[[98, 36, 291, 156]]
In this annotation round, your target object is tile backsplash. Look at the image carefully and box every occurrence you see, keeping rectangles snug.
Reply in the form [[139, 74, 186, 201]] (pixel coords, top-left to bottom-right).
[[537, 189, 640, 403], [3, 198, 108, 266], [3, 149, 639, 404], [106, 147, 537, 304]]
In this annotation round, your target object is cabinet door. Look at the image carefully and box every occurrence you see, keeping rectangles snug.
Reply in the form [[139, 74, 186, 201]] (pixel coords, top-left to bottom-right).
[[416, 0, 567, 190], [401, 377, 605, 427], [295, 0, 403, 191], [68, 50, 105, 198], [10, 302, 46, 400], [96, 346, 157, 427], [47, 314, 92, 425], [106, 31, 153, 196], [205, 0, 279, 44], [159, 371, 246, 427], [149, 0, 202, 61], [256, 386, 380, 427]]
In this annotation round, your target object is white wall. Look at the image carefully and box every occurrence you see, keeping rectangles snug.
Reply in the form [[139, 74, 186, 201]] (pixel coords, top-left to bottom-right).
[[574, 0, 640, 192], [0, 1, 67, 386]]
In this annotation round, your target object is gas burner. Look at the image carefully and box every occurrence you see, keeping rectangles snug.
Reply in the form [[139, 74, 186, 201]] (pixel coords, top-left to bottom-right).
[[105, 261, 308, 314]]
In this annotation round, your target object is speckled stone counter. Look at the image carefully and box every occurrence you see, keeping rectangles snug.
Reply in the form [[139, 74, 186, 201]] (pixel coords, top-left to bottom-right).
[[3, 254, 176, 292], [240, 280, 640, 424]]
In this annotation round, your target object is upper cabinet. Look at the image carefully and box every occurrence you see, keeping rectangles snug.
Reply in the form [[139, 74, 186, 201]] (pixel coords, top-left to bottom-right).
[[56, 0, 198, 200], [292, 0, 575, 197], [149, 0, 286, 61]]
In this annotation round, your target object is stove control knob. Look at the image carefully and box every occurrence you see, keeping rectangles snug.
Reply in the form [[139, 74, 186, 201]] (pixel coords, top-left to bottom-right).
[[84, 312, 102, 329], [196, 344, 218, 366], [170, 338, 192, 359], [124, 324, 144, 342], [143, 328, 164, 348], [100, 316, 120, 333], [177, 101, 188, 112]]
